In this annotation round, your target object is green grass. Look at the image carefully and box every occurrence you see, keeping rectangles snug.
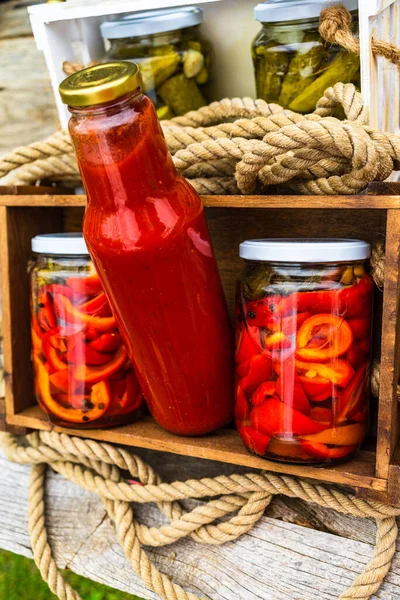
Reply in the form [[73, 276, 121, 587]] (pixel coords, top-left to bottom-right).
[[0, 549, 144, 600]]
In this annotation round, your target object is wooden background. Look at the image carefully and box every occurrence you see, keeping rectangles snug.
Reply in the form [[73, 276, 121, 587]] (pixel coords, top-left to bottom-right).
[[1, 2, 400, 599]]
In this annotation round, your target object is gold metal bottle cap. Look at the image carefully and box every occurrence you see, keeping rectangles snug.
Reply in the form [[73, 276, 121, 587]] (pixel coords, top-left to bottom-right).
[[59, 62, 142, 107]]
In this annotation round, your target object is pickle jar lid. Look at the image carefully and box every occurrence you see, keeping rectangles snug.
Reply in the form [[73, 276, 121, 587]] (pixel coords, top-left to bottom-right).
[[59, 62, 142, 107], [31, 233, 89, 256], [100, 6, 203, 39], [254, 0, 358, 22], [239, 238, 370, 262]]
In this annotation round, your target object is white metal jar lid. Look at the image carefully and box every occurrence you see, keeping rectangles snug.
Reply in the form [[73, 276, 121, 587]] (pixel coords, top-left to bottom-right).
[[100, 6, 203, 39], [31, 233, 89, 256], [254, 0, 358, 22], [239, 238, 371, 263]]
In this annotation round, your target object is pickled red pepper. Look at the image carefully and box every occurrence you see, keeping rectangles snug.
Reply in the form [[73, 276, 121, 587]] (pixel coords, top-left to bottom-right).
[[235, 239, 373, 465], [32, 271, 143, 426]]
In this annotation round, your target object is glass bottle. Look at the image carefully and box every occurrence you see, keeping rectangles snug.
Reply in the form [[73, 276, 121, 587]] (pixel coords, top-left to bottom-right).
[[59, 62, 234, 436]]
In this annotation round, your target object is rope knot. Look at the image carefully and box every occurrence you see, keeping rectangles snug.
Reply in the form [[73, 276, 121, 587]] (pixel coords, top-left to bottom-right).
[[319, 4, 353, 45]]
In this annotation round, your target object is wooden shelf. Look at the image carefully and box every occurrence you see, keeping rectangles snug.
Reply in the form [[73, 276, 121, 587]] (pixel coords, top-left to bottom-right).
[[7, 406, 385, 493], [1, 194, 400, 209]]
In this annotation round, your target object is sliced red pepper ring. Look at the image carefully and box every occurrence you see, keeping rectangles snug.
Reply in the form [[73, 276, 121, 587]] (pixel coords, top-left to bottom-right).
[[31, 323, 42, 352], [74, 345, 127, 384], [34, 355, 111, 423], [78, 292, 112, 317], [267, 437, 309, 460], [336, 362, 369, 423], [250, 398, 327, 437], [298, 374, 332, 399], [45, 283, 86, 302], [263, 331, 292, 351], [42, 332, 68, 372], [235, 384, 250, 420], [251, 381, 276, 406], [54, 294, 117, 333], [274, 359, 311, 415], [235, 325, 261, 365], [49, 369, 83, 395], [300, 423, 367, 446], [85, 327, 99, 341], [66, 343, 113, 366], [347, 317, 370, 340], [346, 341, 369, 370], [300, 441, 357, 460], [295, 358, 354, 388], [239, 353, 273, 395], [245, 296, 282, 328], [89, 332, 122, 353], [309, 407, 333, 426], [37, 295, 57, 332], [66, 273, 103, 297], [238, 425, 271, 456], [107, 373, 143, 416], [296, 314, 353, 362], [266, 312, 312, 337]]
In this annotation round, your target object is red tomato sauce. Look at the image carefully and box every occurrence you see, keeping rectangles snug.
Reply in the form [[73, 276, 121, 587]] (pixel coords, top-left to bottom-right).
[[69, 92, 234, 435]]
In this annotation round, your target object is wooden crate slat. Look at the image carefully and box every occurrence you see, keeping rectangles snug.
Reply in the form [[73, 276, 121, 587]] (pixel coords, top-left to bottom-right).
[[7, 405, 385, 492], [0, 205, 64, 421], [376, 209, 400, 478], [2, 194, 400, 209], [360, 0, 400, 136]]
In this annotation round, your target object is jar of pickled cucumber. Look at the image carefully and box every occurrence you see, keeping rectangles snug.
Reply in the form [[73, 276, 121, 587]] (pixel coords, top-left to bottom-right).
[[100, 6, 212, 118], [30, 233, 145, 429], [252, 0, 360, 113], [235, 239, 373, 466]]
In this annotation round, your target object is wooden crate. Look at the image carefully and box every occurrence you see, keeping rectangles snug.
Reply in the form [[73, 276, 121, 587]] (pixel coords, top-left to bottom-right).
[[360, 0, 400, 134], [2, 190, 400, 505]]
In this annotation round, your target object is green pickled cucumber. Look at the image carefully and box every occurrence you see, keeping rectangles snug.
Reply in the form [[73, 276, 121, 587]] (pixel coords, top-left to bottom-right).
[[158, 73, 206, 115], [139, 53, 181, 94], [149, 44, 177, 57], [195, 66, 209, 85], [187, 40, 202, 53], [252, 41, 272, 100], [156, 105, 175, 120], [279, 31, 326, 108], [254, 42, 291, 103], [288, 51, 360, 113], [183, 49, 204, 78]]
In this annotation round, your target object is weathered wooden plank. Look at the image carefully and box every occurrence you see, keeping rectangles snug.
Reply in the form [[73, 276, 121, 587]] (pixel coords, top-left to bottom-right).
[[0, 448, 399, 600]]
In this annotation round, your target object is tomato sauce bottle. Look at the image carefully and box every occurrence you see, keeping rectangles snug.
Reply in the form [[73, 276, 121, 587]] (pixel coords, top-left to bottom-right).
[[59, 62, 233, 436]]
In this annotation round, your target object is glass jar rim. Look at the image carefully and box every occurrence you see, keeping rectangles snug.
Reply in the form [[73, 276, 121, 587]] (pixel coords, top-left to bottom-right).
[[100, 6, 203, 40], [31, 233, 89, 256], [254, 0, 358, 23], [239, 238, 370, 263]]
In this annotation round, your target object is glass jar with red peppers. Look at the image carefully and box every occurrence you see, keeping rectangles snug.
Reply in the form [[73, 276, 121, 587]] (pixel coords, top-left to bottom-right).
[[235, 239, 373, 466], [30, 233, 144, 428]]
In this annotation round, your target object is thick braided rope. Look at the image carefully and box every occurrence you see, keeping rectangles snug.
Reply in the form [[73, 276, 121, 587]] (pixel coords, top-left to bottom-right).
[[319, 5, 400, 68], [1, 431, 400, 600], [29, 463, 82, 600], [2, 83, 400, 196]]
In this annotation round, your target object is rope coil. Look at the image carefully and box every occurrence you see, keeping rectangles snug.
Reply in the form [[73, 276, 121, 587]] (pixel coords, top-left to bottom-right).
[[1, 430, 400, 600], [2, 83, 400, 196]]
